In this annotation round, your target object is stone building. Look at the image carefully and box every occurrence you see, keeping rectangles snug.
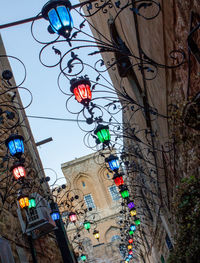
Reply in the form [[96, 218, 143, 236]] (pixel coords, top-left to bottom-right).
[[77, 1, 200, 262], [0, 35, 63, 262], [60, 152, 123, 263]]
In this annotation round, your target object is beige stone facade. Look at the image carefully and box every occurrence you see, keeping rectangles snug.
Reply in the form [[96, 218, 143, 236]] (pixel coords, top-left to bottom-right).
[[60, 152, 123, 263]]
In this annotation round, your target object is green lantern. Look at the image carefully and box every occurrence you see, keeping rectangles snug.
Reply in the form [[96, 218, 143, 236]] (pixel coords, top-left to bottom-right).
[[134, 218, 141, 225], [129, 230, 134, 235], [120, 189, 129, 199], [29, 198, 36, 209], [94, 124, 110, 143], [81, 254, 87, 261], [83, 221, 91, 231]]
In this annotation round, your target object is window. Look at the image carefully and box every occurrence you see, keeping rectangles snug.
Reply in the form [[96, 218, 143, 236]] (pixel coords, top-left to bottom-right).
[[109, 185, 120, 201], [107, 174, 110, 179], [82, 181, 86, 187], [111, 235, 121, 242], [84, 194, 95, 209]]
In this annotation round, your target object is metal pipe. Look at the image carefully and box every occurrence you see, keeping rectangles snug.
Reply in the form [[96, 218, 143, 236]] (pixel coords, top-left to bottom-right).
[[28, 235, 38, 263], [0, 0, 98, 30]]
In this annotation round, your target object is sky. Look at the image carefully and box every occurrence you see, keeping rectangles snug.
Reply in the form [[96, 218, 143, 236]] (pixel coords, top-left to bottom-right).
[[0, 0, 114, 183]]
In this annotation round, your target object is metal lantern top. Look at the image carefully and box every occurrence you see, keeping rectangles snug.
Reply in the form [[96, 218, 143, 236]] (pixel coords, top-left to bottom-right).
[[42, 0, 73, 38], [5, 134, 24, 158], [70, 77, 92, 106]]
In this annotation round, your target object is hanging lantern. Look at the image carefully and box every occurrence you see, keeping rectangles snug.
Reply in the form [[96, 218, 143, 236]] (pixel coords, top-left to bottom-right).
[[94, 124, 110, 144], [69, 212, 77, 223], [105, 155, 120, 171], [42, 0, 73, 38], [70, 77, 92, 106], [127, 244, 132, 250], [128, 254, 133, 259], [125, 258, 130, 262], [128, 238, 133, 244], [51, 211, 60, 221], [83, 221, 91, 231], [5, 134, 24, 158], [130, 224, 136, 232], [18, 195, 29, 209], [113, 174, 124, 187], [130, 209, 137, 217], [129, 230, 134, 235], [127, 201, 135, 210], [120, 186, 129, 199], [134, 218, 141, 225], [29, 198, 36, 209], [11, 163, 26, 180], [93, 230, 100, 241], [129, 250, 133, 255], [80, 254, 87, 261]]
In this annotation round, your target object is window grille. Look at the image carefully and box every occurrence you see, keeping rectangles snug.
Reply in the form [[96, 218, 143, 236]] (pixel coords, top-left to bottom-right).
[[109, 185, 120, 201], [84, 194, 95, 209]]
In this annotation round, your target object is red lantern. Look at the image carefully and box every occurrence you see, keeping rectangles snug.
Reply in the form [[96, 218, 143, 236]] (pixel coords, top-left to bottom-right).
[[113, 174, 124, 187], [11, 164, 26, 180], [70, 77, 92, 106], [129, 250, 133, 255], [69, 212, 77, 223], [128, 238, 133, 244]]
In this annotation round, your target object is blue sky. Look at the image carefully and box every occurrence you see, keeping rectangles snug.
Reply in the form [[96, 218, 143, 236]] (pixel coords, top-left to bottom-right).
[[0, 0, 101, 182]]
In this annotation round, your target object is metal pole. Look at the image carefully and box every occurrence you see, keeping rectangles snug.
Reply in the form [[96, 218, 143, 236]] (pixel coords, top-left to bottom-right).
[[50, 202, 77, 263], [0, 0, 98, 30], [28, 235, 38, 263]]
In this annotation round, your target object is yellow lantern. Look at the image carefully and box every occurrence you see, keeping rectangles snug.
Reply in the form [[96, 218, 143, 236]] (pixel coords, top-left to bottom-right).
[[128, 244, 133, 250], [18, 195, 29, 209], [93, 230, 100, 241], [130, 209, 137, 217]]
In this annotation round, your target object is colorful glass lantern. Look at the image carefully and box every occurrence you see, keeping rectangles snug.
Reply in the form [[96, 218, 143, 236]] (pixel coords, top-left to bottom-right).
[[42, 0, 73, 38], [120, 187, 129, 199], [127, 244, 132, 250], [130, 224, 136, 232], [18, 195, 29, 209], [93, 230, 100, 240], [134, 218, 141, 225], [11, 164, 26, 180], [129, 230, 134, 235], [130, 209, 137, 217], [113, 174, 124, 187], [80, 254, 87, 261], [127, 201, 135, 210], [129, 250, 133, 255], [83, 221, 91, 231], [125, 258, 130, 262], [29, 198, 36, 209], [5, 134, 24, 158], [69, 212, 77, 223], [70, 77, 92, 106], [128, 254, 133, 259], [105, 155, 120, 171], [51, 211, 60, 221], [94, 124, 110, 144], [128, 238, 133, 244]]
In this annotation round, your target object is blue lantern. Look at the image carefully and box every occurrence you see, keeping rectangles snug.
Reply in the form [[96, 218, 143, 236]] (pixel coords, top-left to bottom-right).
[[128, 254, 133, 259], [130, 224, 136, 232], [5, 134, 24, 158], [125, 258, 130, 262], [42, 0, 73, 38], [105, 155, 120, 171], [51, 211, 60, 221]]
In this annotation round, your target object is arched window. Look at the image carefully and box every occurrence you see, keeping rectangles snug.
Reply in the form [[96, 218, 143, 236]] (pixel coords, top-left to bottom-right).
[[82, 181, 86, 187]]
